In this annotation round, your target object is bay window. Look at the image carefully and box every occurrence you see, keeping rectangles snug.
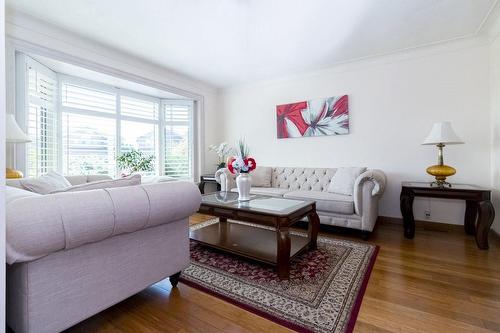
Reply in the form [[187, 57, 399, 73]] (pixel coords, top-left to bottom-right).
[[17, 54, 195, 180]]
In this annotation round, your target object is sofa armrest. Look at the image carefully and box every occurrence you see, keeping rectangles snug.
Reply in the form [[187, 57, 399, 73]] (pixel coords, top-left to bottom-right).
[[353, 169, 387, 215], [6, 181, 201, 264], [215, 168, 236, 191]]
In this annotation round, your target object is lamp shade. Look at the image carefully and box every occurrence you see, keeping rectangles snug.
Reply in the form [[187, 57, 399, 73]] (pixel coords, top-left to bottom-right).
[[422, 121, 464, 145], [6, 114, 31, 143]]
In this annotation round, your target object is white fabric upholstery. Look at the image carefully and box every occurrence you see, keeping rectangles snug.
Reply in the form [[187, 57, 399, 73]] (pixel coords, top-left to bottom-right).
[[5, 186, 41, 205], [66, 175, 113, 185], [216, 166, 386, 232], [19, 171, 71, 194], [230, 187, 290, 197], [283, 190, 354, 215], [272, 167, 336, 191], [251, 166, 273, 187], [6, 181, 201, 264], [6, 175, 200, 333], [327, 167, 367, 196], [50, 174, 141, 193], [6, 175, 113, 189], [7, 219, 190, 333]]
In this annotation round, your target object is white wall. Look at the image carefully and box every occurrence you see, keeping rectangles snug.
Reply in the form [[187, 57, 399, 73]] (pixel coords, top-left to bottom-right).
[[5, 10, 223, 175], [219, 39, 491, 223], [491, 32, 500, 233], [0, 0, 6, 328]]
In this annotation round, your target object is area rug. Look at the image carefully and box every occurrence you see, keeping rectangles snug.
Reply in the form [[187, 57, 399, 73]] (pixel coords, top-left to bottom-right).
[[180, 219, 378, 333]]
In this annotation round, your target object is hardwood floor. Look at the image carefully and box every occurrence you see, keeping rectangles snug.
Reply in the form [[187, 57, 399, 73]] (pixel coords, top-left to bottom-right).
[[67, 214, 500, 333]]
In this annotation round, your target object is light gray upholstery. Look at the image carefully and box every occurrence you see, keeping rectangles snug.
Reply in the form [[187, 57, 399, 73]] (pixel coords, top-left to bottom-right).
[[6, 174, 112, 189], [272, 167, 336, 191], [6, 176, 201, 333], [283, 190, 354, 215], [216, 166, 386, 232], [230, 186, 290, 197], [7, 220, 189, 333], [6, 181, 200, 264]]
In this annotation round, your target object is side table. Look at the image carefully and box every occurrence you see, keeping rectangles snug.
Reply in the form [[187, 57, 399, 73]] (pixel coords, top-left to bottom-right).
[[198, 174, 221, 194], [400, 182, 495, 249]]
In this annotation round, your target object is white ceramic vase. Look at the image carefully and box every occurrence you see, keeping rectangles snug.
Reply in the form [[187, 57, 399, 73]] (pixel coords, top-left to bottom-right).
[[236, 173, 251, 201]]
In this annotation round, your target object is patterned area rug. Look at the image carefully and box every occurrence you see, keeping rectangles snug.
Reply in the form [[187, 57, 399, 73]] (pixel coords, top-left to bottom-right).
[[180, 219, 378, 333]]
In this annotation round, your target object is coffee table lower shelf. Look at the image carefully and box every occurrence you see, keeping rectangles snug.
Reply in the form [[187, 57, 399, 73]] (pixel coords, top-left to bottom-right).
[[190, 221, 310, 266]]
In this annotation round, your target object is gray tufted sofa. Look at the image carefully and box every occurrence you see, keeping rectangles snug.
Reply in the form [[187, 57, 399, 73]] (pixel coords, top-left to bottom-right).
[[215, 167, 386, 238], [6, 176, 201, 333]]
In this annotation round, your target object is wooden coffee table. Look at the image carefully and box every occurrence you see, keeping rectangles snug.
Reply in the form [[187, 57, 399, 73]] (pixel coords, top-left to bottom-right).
[[193, 191, 320, 280]]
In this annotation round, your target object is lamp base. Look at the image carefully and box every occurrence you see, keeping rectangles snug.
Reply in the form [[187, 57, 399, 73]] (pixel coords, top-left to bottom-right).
[[426, 164, 456, 186], [6, 168, 24, 179]]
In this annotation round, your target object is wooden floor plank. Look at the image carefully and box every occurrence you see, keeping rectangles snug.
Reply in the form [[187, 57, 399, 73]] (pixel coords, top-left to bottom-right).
[[67, 215, 500, 333]]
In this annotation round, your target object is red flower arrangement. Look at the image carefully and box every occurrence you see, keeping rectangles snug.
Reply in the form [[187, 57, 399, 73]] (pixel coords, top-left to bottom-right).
[[226, 140, 257, 174]]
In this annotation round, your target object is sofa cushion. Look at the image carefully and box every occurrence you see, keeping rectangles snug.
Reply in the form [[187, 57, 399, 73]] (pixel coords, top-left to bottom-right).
[[6, 186, 41, 205], [327, 167, 367, 196], [65, 175, 113, 185], [283, 190, 354, 215], [251, 167, 272, 187], [230, 187, 289, 197], [20, 171, 71, 194], [50, 174, 141, 193]]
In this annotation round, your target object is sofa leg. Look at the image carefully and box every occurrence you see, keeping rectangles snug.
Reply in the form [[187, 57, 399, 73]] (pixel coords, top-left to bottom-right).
[[169, 271, 181, 287], [361, 231, 371, 241]]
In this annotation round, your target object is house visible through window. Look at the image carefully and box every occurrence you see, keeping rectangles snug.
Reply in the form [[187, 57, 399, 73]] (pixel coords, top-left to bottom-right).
[[17, 54, 195, 180]]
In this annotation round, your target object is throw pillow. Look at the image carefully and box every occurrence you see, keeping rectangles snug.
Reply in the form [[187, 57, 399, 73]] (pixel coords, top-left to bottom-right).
[[327, 167, 367, 196], [50, 174, 141, 193], [20, 171, 71, 194], [251, 167, 273, 187]]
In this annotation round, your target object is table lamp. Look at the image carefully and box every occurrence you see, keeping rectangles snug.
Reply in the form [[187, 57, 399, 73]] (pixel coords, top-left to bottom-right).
[[422, 121, 464, 187], [6, 114, 31, 179]]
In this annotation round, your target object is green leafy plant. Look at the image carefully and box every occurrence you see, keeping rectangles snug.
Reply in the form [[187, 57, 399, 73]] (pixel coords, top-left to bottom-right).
[[117, 149, 155, 175]]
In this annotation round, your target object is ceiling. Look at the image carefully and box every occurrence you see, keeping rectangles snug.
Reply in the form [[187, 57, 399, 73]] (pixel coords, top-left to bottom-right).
[[30, 54, 186, 99], [6, 0, 499, 88]]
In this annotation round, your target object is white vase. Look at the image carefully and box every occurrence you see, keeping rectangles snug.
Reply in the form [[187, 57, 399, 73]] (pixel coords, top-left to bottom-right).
[[236, 173, 251, 201]]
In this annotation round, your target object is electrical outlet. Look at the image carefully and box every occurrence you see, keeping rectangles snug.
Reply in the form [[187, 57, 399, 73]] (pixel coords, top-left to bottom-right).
[[425, 210, 431, 219]]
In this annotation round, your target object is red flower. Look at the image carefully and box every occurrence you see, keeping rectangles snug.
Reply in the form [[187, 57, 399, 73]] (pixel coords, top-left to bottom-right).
[[227, 157, 236, 174], [247, 158, 257, 171]]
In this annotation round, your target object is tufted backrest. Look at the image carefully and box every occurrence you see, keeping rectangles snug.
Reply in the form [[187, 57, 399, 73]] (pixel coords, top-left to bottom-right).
[[271, 167, 337, 192]]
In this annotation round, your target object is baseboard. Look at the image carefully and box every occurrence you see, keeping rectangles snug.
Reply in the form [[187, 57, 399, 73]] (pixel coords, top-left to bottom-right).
[[492, 229, 500, 242], [377, 216, 464, 233]]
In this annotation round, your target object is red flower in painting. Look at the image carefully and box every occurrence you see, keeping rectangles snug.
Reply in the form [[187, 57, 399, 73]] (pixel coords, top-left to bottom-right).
[[276, 101, 308, 138]]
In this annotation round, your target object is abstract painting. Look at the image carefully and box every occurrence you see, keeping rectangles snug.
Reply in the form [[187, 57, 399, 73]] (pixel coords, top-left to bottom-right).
[[276, 95, 349, 139]]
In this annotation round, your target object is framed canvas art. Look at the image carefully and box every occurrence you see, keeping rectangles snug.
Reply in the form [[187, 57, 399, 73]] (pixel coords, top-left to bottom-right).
[[276, 95, 349, 139]]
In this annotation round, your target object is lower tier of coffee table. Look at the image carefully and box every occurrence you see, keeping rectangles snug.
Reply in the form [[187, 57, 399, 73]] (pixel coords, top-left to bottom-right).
[[189, 220, 310, 267]]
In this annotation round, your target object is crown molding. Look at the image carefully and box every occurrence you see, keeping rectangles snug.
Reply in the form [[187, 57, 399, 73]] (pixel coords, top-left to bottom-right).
[[219, 35, 490, 94], [5, 9, 218, 96]]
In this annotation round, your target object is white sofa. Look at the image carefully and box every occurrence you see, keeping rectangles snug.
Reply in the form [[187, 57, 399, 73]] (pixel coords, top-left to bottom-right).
[[6, 175, 201, 333], [216, 167, 386, 238]]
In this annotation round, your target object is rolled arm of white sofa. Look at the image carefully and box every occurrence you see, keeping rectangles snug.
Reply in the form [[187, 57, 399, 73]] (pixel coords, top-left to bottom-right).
[[353, 169, 387, 225], [6, 181, 201, 264], [215, 168, 236, 192]]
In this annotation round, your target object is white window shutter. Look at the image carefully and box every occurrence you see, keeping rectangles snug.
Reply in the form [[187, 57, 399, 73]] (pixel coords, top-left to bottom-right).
[[163, 100, 193, 179], [25, 58, 58, 177]]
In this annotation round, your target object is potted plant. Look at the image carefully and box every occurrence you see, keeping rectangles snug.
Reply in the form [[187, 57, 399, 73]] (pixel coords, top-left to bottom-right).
[[208, 142, 234, 170], [227, 139, 256, 201], [117, 149, 155, 176]]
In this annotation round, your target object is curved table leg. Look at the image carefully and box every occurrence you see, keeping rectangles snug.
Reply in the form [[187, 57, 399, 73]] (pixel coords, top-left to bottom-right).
[[464, 200, 478, 235], [277, 227, 291, 280], [400, 190, 415, 239], [475, 201, 495, 250], [307, 210, 320, 251]]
